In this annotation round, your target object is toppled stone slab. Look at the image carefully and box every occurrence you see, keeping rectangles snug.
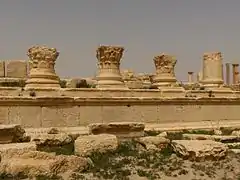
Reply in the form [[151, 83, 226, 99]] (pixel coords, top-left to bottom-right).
[[0, 151, 88, 178], [31, 134, 75, 155], [136, 136, 170, 151], [212, 135, 240, 143], [183, 134, 240, 143], [182, 134, 212, 140], [0, 124, 25, 144], [88, 122, 145, 138], [171, 140, 228, 161], [75, 134, 118, 157], [0, 142, 37, 159]]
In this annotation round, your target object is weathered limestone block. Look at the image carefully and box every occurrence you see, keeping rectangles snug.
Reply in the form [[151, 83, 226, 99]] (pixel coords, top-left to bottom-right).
[[5, 60, 27, 78], [95, 45, 128, 89], [65, 78, 88, 88], [171, 140, 228, 161], [25, 46, 60, 89], [31, 134, 75, 155], [136, 73, 152, 89], [0, 151, 88, 178], [0, 124, 25, 144], [0, 61, 5, 77], [75, 134, 118, 157], [88, 122, 145, 138], [136, 136, 170, 151], [0, 142, 37, 159], [124, 80, 143, 89]]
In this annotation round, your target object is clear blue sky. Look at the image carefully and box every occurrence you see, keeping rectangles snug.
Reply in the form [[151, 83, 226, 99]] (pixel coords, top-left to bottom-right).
[[0, 0, 240, 81]]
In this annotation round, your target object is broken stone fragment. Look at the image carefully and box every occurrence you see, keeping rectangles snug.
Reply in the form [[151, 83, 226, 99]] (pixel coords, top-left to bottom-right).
[[75, 134, 118, 157], [136, 136, 170, 151], [31, 133, 75, 155], [31, 133, 73, 146], [47, 127, 60, 134], [88, 122, 145, 138], [171, 140, 228, 161], [0, 124, 25, 144]]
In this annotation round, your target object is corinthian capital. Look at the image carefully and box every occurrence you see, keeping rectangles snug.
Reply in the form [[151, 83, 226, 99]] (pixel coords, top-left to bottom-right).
[[153, 54, 177, 74], [27, 46, 59, 61], [203, 52, 222, 61], [96, 45, 124, 63]]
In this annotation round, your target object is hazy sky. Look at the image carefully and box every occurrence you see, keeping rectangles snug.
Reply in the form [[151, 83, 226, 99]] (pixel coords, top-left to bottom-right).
[[0, 0, 240, 81]]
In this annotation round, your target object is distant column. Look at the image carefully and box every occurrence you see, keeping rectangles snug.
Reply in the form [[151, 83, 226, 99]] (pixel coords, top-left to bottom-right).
[[232, 63, 239, 84], [187, 72, 194, 84], [152, 54, 177, 88], [201, 52, 224, 87], [225, 63, 231, 85], [25, 46, 60, 88], [95, 45, 127, 89]]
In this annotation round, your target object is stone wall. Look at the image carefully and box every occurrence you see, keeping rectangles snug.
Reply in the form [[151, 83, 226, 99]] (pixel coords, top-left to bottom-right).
[[0, 88, 239, 128]]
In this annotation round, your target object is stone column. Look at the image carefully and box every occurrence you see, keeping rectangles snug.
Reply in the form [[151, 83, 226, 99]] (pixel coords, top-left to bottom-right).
[[232, 63, 239, 84], [25, 46, 60, 88], [197, 71, 203, 83], [225, 63, 231, 85], [95, 45, 127, 89], [201, 52, 224, 87], [187, 72, 194, 84], [152, 54, 177, 88]]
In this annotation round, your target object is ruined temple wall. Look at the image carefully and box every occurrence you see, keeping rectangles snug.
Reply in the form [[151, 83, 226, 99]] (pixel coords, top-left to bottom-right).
[[0, 93, 239, 128]]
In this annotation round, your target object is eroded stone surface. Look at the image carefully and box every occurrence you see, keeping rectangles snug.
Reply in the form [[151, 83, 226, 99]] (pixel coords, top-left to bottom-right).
[[0, 151, 88, 178], [171, 140, 228, 161], [75, 134, 118, 157], [0, 142, 37, 159]]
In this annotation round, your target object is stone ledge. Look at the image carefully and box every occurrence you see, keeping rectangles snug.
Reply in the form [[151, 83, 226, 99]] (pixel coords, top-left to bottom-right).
[[0, 96, 239, 106]]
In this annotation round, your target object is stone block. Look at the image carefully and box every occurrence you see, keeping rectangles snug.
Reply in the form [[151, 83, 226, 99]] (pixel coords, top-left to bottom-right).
[[0, 124, 25, 144], [5, 60, 27, 78], [88, 122, 145, 138], [171, 140, 228, 161], [0, 142, 37, 159], [75, 134, 118, 157]]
